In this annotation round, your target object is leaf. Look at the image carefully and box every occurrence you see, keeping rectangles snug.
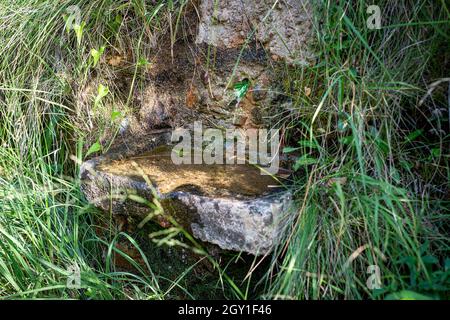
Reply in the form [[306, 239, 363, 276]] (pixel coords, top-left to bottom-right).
[[95, 84, 109, 106], [385, 290, 434, 300], [145, 2, 165, 23], [349, 67, 358, 79], [111, 110, 122, 121], [431, 148, 441, 158], [109, 14, 123, 34], [297, 139, 320, 149], [283, 146, 300, 153], [293, 154, 319, 171], [137, 57, 150, 67], [73, 21, 86, 46], [63, 14, 70, 32], [422, 255, 439, 266], [304, 86, 311, 96], [90, 46, 105, 67], [406, 129, 423, 142], [233, 79, 250, 100], [98, 84, 109, 97], [340, 135, 354, 145], [85, 142, 102, 158], [375, 137, 389, 155]]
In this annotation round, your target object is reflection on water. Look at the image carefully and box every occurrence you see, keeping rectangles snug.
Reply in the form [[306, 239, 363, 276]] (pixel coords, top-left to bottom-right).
[[99, 145, 282, 198]]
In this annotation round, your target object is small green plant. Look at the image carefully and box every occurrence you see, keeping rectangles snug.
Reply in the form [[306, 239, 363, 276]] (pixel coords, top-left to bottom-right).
[[385, 290, 434, 300], [90, 46, 105, 67], [85, 141, 102, 158], [137, 57, 150, 68], [110, 110, 122, 122], [233, 79, 250, 100], [73, 22, 85, 46], [94, 84, 109, 107]]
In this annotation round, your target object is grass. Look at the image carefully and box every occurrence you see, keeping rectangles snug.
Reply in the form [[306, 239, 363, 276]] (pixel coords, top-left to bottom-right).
[[0, 0, 449, 299], [265, 0, 449, 299]]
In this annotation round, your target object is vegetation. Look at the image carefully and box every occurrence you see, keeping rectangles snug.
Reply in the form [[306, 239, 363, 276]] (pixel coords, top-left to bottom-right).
[[0, 0, 448, 299]]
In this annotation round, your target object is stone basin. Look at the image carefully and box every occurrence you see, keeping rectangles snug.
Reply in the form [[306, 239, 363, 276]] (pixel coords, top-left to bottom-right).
[[80, 132, 293, 255]]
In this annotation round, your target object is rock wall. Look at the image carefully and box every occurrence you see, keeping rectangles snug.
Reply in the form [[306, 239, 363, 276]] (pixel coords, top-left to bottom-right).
[[111, 0, 314, 143]]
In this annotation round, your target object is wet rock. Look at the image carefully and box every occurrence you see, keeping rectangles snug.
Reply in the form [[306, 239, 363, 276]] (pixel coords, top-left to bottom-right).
[[80, 135, 293, 255]]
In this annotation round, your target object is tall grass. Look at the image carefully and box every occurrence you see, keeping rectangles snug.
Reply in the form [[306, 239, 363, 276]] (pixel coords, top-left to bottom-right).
[[265, 0, 449, 299], [0, 0, 449, 299], [0, 0, 190, 299]]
